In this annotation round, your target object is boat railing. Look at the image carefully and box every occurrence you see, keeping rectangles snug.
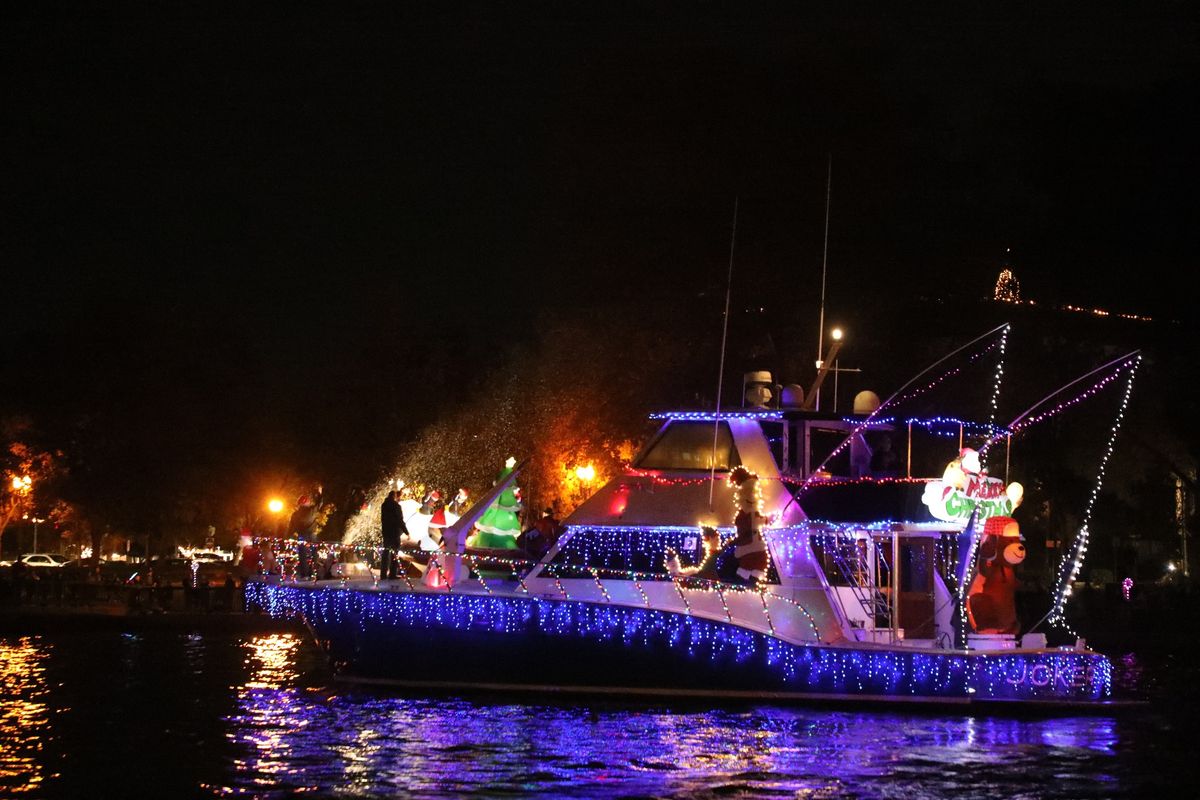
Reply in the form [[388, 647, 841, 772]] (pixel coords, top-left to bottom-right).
[[252, 538, 826, 644], [821, 531, 891, 631], [437, 550, 823, 642]]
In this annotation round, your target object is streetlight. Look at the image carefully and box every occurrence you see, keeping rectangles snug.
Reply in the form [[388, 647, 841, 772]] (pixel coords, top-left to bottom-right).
[[568, 464, 596, 508], [267, 498, 285, 540], [12, 475, 35, 554], [22, 514, 45, 553]]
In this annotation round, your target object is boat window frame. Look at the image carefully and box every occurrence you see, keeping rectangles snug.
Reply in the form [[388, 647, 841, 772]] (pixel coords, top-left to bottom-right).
[[633, 420, 742, 472]]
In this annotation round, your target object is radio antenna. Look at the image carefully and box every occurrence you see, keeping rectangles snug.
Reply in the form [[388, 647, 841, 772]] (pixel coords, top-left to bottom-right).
[[815, 154, 832, 410], [709, 196, 739, 508]]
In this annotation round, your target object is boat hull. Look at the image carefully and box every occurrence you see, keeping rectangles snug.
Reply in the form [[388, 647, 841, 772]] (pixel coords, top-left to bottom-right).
[[246, 581, 1113, 708]]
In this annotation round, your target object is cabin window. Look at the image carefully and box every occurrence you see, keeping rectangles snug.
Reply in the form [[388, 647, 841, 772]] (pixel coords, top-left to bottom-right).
[[635, 422, 740, 471]]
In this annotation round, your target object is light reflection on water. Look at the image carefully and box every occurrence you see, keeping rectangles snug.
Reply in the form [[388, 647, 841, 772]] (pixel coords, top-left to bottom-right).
[[0, 630, 1193, 798], [226, 634, 307, 790], [210, 632, 1134, 799], [0, 637, 55, 795]]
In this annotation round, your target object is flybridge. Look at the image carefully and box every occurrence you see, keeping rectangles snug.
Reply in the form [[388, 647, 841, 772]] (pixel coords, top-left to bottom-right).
[[634, 412, 1006, 485], [649, 410, 784, 422], [650, 409, 1007, 434]]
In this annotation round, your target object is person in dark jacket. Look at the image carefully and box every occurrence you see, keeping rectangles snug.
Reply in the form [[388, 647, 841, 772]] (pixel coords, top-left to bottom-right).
[[380, 489, 407, 580], [291, 484, 323, 578]]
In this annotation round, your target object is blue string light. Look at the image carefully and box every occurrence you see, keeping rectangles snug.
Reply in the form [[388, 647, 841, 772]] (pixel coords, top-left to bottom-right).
[[648, 410, 784, 421], [552, 526, 778, 584], [848, 416, 1012, 437], [245, 582, 1112, 702]]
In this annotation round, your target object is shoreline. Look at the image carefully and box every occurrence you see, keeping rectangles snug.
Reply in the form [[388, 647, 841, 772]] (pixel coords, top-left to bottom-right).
[[0, 604, 302, 635]]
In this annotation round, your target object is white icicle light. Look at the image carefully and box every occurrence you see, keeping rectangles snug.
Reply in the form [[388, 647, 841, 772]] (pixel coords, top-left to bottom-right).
[[1047, 355, 1141, 632], [957, 326, 1010, 645]]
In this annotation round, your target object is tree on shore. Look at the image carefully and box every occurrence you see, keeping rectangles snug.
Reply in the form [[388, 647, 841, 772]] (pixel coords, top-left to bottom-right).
[[343, 303, 708, 547], [1, 417, 63, 556]]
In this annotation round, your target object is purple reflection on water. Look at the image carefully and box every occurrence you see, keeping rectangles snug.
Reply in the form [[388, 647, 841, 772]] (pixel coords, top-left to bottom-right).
[[215, 634, 1125, 798]]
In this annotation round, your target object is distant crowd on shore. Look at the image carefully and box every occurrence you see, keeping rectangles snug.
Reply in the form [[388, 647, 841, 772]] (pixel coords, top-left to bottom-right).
[[0, 476, 570, 598], [0, 556, 245, 613]]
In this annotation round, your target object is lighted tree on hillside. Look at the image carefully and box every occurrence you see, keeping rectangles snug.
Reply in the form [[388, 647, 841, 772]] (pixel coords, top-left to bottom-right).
[[994, 269, 1021, 303]]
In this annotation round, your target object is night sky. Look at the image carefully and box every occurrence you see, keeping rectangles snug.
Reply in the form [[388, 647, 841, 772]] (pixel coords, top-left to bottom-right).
[[3, 4, 1197, 501]]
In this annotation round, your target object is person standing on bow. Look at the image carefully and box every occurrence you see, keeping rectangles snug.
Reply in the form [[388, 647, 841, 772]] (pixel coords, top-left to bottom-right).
[[290, 483, 323, 578], [448, 488, 470, 516], [380, 489, 406, 580]]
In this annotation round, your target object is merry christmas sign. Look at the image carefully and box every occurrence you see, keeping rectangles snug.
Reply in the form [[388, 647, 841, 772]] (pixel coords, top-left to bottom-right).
[[921, 447, 1023, 524]]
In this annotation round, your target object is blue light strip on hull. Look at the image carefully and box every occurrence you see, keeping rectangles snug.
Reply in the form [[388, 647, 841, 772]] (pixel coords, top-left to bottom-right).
[[246, 582, 1111, 703]]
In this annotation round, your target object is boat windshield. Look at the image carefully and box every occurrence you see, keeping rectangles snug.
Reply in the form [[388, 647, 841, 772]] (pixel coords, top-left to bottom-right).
[[635, 421, 740, 471]]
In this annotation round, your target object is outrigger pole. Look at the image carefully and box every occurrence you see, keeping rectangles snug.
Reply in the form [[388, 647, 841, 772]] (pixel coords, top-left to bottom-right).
[[709, 197, 739, 509], [997, 350, 1141, 441], [978, 348, 1140, 480], [1010, 351, 1142, 634]]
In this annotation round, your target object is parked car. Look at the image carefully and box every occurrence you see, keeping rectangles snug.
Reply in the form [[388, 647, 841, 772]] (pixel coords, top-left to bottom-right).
[[17, 553, 70, 568]]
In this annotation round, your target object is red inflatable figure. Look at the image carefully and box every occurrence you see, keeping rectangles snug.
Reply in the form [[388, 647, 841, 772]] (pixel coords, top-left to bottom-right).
[[967, 515, 1027, 634], [729, 466, 769, 583]]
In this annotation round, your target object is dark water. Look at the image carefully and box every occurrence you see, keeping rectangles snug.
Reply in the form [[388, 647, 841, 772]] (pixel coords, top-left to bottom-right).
[[1, 629, 1197, 799]]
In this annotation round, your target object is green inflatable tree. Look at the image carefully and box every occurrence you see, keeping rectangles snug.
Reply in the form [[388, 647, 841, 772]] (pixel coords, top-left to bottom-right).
[[470, 458, 523, 549]]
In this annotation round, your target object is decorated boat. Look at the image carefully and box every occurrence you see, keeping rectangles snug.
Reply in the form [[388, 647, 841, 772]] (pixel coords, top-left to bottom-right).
[[246, 325, 1141, 709]]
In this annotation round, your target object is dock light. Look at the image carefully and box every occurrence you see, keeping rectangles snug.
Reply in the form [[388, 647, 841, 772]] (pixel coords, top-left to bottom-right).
[[831, 327, 843, 341], [575, 464, 596, 482], [267, 498, 285, 514]]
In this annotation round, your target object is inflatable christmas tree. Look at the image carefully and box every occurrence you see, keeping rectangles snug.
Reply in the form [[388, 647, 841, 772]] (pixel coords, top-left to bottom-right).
[[470, 458, 523, 549]]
